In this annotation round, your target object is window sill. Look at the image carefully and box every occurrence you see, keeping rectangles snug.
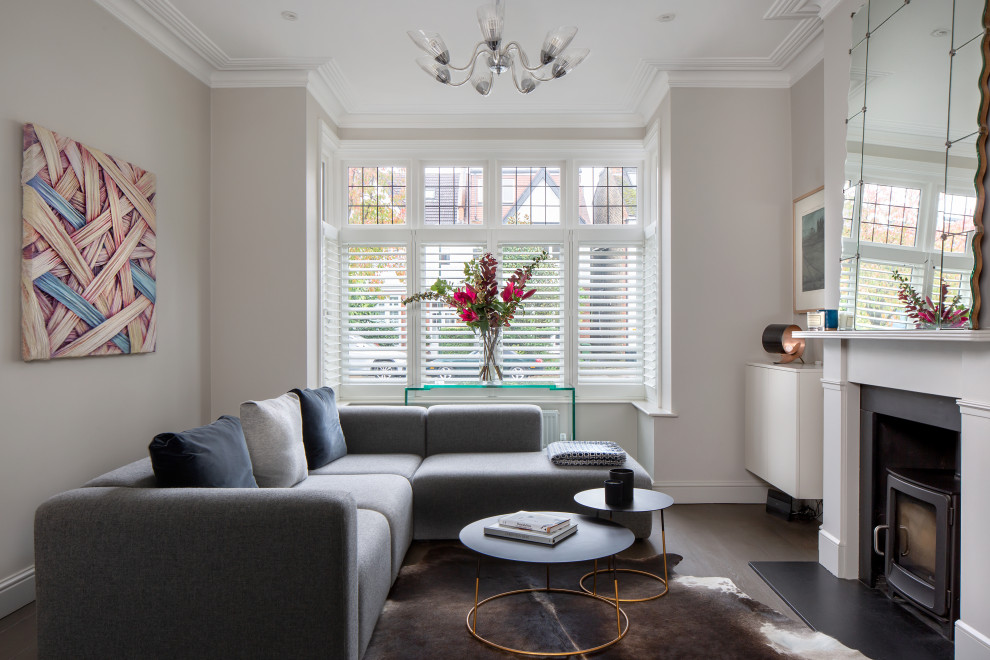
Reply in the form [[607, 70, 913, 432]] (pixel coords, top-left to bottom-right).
[[630, 400, 677, 417]]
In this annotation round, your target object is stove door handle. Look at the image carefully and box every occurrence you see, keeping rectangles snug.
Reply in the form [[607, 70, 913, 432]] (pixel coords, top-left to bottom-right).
[[898, 525, 910, 556], [873, 524, 889, 556]]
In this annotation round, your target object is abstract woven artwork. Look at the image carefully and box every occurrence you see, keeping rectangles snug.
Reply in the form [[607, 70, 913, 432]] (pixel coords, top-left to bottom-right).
[[21, 123, 157, 361]]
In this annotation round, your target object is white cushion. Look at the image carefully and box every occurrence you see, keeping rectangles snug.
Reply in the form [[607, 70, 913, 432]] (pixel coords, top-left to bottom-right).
[[240, 392, 308, 487]]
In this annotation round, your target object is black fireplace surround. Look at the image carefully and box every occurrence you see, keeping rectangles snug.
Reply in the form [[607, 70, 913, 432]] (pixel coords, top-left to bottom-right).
[[859, 386, 961, 638]]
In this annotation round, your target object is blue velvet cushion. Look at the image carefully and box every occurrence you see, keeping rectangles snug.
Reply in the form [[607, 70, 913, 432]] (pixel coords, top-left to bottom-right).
[[291, 387, 347, 469], [149, 415, 258, 488]]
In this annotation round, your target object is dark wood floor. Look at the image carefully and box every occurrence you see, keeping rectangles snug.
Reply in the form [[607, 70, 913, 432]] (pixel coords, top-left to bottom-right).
[[0, 503, 820, 659]]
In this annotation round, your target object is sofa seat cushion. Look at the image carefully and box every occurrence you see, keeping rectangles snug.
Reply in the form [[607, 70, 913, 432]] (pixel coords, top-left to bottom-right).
[[355, 509, 391, 659], [296, 474, 412, 582], [411, 452, 653, 540], [308, 454, 422, 480]]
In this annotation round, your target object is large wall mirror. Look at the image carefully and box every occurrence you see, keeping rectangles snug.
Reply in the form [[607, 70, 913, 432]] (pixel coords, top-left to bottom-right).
[[843, 0, 988, 329]]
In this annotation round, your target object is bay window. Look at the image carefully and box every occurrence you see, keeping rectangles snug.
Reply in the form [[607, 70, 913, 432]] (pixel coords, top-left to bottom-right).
[[322, 153, 658, 401]]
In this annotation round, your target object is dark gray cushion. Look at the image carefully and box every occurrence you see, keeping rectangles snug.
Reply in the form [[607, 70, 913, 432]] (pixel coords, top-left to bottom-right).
[[148, 416, 258, 488], [337, 406, 427, 456], [355, 509, 391, 658], [412, 451, 653, 539], [425, 404, 542, 455], [308, 453, 422, 481], [297, 474, 413, 582], [291, 387, 347, 469]]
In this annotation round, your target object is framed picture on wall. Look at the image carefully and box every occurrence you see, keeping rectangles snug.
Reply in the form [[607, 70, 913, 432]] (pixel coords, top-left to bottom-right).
[[793, 186, 825, 312]]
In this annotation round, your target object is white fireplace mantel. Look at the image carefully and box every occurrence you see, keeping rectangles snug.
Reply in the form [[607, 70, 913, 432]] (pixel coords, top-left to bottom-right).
[[816, 336, 990, 658]]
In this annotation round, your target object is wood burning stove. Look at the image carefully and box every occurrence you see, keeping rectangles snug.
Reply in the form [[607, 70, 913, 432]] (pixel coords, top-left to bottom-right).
[[874, 469, 959, 628]]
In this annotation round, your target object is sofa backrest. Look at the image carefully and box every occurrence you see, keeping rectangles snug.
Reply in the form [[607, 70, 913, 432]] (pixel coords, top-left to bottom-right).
[[425, 404, 542, 455], [84, 458, 157, 488], [338, 405, 427, 456]]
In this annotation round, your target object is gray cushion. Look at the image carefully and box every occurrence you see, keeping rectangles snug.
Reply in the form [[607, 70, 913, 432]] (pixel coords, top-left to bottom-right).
[[338, 406, 427, 455], [425, 404, 542, 455], [296, 474, 413, 582], [84, 458, 157, 488], [355, 508, 391, 659], [241, 392, 308, 488], [412, 451, 653, 539], [308, 453, 422, 481]]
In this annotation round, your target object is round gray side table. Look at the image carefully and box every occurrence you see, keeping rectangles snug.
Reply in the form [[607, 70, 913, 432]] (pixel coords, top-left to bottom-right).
[[573, 488, 675, 603]]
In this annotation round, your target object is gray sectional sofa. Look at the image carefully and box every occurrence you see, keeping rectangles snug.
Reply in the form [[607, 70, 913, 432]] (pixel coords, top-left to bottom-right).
[[34, 404, 653, 660]]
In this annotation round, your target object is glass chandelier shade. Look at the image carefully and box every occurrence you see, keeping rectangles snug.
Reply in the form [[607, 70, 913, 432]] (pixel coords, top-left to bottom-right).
[[408, 0, 588, 95]]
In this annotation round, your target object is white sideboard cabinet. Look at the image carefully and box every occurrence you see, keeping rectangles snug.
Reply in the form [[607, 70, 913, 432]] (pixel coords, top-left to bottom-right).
[[744, 362, 823, 499]]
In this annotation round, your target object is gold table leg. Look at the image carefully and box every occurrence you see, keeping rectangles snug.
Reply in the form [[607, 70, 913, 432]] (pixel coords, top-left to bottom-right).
[[579, 510, 670, 603], [466, 558, 629, 657]]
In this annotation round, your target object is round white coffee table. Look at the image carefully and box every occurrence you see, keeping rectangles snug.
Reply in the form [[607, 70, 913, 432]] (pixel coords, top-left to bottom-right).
[[573, 488, 675, 602], [459, 511, 634, 656]]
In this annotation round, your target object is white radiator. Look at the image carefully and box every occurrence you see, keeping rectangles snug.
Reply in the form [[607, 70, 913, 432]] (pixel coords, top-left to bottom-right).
[[540, 410, 561, 448]]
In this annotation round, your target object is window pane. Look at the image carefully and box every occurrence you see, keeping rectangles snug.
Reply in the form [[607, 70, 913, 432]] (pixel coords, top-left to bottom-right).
[[578, 245, 645, 382], [502, 167, 561, 225], [842, 181, 856, 238], [343, 246, 407, 380], [499, 244, 564, 380], [859, 183, 920, 246], [935, 192, 977, 253], [853, 261, 919, 329], [347, 166, 407, 225], [578, 167, 638, 225], [424, 166, 484, 225], [419, 244, 486, 383]]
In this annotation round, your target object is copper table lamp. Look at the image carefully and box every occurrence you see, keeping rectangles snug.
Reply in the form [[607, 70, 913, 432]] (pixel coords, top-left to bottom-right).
[[761, 324, 805, 364]]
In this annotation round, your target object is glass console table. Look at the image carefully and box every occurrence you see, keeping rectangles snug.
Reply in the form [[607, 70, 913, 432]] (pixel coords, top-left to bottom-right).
[[404, 383, 576, 443]]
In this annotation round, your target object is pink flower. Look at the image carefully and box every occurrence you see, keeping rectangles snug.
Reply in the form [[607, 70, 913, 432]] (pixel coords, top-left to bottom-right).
[[453, 286, 477, 305], [459, 308, 479, 322], [501, 283, 518, 302]]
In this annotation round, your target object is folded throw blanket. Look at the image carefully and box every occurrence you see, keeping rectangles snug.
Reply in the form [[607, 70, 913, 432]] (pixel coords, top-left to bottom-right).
[[546, 441, 627, 466]]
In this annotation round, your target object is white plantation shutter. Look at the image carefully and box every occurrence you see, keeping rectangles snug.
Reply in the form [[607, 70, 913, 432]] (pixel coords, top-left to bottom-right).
[[853, 260, 922, 329], [321, 224, 341, 388], [343, 245, 407, 381], [577, 244, 645, 383], [839, 258, 857, 321], [498, 244, 565, 382], [418, 243, 485, 383], [643, 232, 658, 400]]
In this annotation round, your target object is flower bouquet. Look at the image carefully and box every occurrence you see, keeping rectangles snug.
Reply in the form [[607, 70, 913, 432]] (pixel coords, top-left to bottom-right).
[[402, 250, 549, 382], [892, 270, 969, 328]]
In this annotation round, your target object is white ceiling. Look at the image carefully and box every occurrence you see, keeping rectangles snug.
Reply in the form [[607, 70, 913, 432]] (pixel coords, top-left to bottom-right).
[[94, 0, 828, 127]]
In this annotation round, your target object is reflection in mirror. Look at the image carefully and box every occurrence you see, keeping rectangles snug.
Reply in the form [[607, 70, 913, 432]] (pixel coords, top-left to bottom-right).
[[842, 0, 986, 329]]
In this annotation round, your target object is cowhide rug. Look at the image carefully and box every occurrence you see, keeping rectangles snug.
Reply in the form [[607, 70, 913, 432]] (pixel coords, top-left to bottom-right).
[[364, 542, 869, 659]]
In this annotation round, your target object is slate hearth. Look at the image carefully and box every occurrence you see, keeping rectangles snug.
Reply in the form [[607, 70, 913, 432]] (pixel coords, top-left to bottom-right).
[[750, 561, 953, 660]]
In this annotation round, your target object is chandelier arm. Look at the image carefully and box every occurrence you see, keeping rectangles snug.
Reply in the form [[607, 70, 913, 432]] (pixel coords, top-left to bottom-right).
[[502, 42, 543, 72], [446, 53, 486, 87], [445, 42, 491, 72]]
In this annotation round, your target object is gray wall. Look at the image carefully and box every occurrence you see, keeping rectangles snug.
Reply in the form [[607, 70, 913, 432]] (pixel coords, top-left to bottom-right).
[[0, 0, 211, 610], [652, 87, 795, 502], [210, 88, 311, 417]]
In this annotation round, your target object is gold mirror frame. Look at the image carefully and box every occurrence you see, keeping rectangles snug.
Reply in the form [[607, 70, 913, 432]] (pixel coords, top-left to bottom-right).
[[844, 0, 989, 330]]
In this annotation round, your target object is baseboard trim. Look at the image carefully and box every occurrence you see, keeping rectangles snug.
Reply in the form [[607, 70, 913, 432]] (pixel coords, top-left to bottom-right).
[[0, 567, 35, 619], [653, 481, 767, 504], [956, 620, 990, 660]]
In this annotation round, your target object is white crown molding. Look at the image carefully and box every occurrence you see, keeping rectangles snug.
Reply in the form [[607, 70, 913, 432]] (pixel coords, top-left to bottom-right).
[[331, 112, 649, 130], [211, 69, 310, 88], [769, 17, 824, 69], [764, 0, 823, 20], [786, 31, 825, 83], [134, 0, 226, 67], [92, 0, 213, 84], [664, 70, 793, 88]]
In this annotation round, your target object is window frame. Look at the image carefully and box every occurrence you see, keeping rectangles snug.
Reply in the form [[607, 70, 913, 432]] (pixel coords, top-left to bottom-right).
[[326, 147, 654, 403]]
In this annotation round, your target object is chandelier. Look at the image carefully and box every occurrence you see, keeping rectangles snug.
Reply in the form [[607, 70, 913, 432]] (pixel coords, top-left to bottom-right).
[[407, 0, 589, 96]]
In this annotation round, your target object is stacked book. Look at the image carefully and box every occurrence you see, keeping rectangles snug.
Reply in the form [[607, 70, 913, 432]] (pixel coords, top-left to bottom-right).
[[483, 511, 577, 545]]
